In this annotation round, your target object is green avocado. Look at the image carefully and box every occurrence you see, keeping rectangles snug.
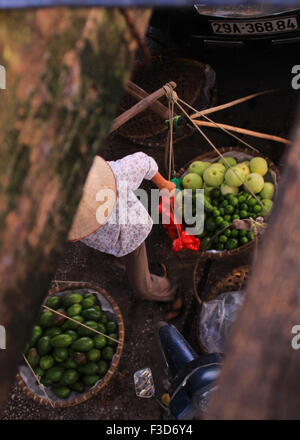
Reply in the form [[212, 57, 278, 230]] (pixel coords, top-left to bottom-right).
[[64, 330, 78, 342], [44, 327, 62, 338], [77, 321, 98, 337], [83, 375, 100, 387], [61, 315, 84, 331], [51, 308, 67, 326], [107, 333, 118, 348], [100, 314, 109, 325], [79, 362, 99, 376], [71, 337, 94, 352], [87, 349, 101, 362], [62, 293, 83, 307], [60, 369, 79, 386], [53, 347, 68, 363], [82, 307, 102, 321], [27, 348, 40, 368], [102, 346, 115, 361], [98, 360, 109, 376], [45, 366, 64, 383], [106, 321, 117, 333], [94, 334, 107, 349], [52, 386, 71, 399], [67, 304, 82, 317], [37, 336, 52, 356], [51, 334, 73, 348], [70, 382, 85, 393], [40, 355, 54, 370], [82, 294, 96, 309], [98, 323, 106, 334], [29, 325, 43, 347], [45, 296, 61, 310], [39, 311, 54, 328], [62, 357, 77, 369], [34, 367, 44, 378]]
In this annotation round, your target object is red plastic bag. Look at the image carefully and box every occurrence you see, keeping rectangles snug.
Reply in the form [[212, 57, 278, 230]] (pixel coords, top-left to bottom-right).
[[159, 197, 200, 252], [172, 231, 201, 253]]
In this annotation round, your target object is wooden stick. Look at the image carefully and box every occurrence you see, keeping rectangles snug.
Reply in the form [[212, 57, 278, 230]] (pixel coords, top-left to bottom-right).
[[22, 354, 55, 408], [109, 81, 177, 133], [191, 89, 277, 119], [193, 119, 290, 145], [126, 80, 171, 120], [42, 305, 120, 344]]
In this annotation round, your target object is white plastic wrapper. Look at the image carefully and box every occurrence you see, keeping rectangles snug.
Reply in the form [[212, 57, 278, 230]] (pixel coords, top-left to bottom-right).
[[19, 288, 117, 403], [199, 290, 246, 354]]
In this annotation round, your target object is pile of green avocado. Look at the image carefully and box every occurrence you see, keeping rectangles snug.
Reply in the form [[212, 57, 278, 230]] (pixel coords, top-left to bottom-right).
[[24, 292, 118, 399]]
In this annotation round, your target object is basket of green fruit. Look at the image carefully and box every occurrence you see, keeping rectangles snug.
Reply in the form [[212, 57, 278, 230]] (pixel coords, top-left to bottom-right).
[[17, 282, 125, 408], [175, 146, 279, 259]]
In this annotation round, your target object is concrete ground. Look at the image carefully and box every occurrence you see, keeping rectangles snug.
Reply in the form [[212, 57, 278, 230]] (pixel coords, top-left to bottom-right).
[[1, 30, 298, 420]]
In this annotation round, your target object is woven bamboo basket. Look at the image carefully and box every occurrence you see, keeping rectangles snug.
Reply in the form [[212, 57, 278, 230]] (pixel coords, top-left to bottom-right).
[[192, 265, 249, 353], [175, 146, 279, 261], [117, 56, 216, 148], [16, 282, 125, 408]]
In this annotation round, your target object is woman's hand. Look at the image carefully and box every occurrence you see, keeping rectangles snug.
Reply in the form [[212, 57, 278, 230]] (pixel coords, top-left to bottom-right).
[[162, 180, 176, 193]]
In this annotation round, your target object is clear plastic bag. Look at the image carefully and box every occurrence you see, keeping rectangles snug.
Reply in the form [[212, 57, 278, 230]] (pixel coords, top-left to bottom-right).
[[199, 291, 246, 354]]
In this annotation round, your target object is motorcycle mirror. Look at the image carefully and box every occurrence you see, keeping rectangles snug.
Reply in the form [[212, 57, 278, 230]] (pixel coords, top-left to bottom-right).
[[134, 367, 155, 398]]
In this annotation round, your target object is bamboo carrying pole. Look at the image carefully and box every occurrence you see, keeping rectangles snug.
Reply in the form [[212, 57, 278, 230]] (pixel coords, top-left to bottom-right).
[[115, 83, 289, 146], [190, 89, 277, 119], [126, 80, 171, 120], [193, 119, 291, 145], [109, 81, 177, 133]]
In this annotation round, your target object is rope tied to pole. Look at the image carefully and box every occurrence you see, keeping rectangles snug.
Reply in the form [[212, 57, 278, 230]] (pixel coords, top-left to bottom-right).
[[163, 82, 183, 247], [163, 83, 178, 105], [163, 83, 176, 180]]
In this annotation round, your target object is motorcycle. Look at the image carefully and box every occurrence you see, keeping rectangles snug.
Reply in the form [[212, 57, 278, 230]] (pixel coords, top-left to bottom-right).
[[134, 321, 222, 420]]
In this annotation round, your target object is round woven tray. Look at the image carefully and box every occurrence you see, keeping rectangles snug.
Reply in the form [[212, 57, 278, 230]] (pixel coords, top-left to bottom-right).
[[117, 56, 216, 148], [16, 282, 125, 408], [176, 146, 279, 261], [194, 264, 249, 305], [193, 265, 249, 353]]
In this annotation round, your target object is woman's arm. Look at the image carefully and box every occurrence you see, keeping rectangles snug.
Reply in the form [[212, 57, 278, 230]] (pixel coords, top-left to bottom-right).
[[109, 153, 176, 193]]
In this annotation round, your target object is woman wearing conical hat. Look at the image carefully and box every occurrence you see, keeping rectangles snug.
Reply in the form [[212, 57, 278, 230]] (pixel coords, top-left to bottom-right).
[[69, 152, 182, 319]]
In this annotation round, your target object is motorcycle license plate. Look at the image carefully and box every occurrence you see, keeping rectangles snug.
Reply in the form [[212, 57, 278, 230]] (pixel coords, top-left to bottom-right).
[[210, 16, 299, 36]]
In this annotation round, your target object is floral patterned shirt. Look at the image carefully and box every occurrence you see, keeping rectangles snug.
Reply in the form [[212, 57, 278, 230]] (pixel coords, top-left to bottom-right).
[[81, 152, 158, 257]]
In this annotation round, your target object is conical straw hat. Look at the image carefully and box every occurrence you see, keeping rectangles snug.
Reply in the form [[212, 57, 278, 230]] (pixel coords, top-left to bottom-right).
[[68, 156, 117, 242]]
